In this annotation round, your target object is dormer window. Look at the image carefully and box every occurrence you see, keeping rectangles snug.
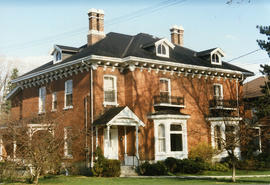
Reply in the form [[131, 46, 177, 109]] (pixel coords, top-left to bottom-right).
[[211, 54, 220, 64], [156, 43, 169, 58], [56, 51, 62, 62]]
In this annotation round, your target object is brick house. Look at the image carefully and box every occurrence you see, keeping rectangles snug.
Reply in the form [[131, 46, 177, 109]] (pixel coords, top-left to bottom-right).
[[1, 9, 254, 165]]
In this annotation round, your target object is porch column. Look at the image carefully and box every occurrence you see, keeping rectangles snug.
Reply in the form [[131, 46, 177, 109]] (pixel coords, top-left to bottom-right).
[[95, 126, 98, 148], [124, 126, 127, 156], [135, 126, 139, 158], [107, 125, 110, 148]]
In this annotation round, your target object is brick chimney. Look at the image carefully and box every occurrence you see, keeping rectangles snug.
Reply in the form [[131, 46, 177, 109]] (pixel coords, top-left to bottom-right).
[[87, 8, 105, 46], [170, 25, 184, 46]]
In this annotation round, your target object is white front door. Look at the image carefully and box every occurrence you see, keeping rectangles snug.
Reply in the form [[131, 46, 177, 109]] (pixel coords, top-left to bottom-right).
[[104, 128, 118, 159]]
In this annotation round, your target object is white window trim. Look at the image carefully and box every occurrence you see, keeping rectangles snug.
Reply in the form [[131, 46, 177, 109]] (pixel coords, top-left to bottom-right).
[[213, 83, 223, 100], [158, 124, 166, 153], [64, 127, 73, 158], [53, 46, 62, 64], [211, 53, 222, 65], [169, 123, 184, 152], [103, 75, 118, 107], [156, 43, 170, 58], [64, 80, 73, 110], [153, 116, 189, 161], [51, 92, 57, 112], [38, 86, 46, 114], [160, 78, 171, 96]]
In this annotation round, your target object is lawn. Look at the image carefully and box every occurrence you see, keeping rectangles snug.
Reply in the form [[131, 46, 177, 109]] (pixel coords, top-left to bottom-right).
[[177, 170, 270, 176], [7, 175, 270, 185]]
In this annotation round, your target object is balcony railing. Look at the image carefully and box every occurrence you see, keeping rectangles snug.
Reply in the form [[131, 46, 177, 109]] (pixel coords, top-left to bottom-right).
[[153, 95, 185, 108], [209, 99, 238, 110]]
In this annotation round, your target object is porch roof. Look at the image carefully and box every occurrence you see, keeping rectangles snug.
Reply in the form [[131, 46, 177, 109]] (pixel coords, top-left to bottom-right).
[[93, 106, 145, 127]]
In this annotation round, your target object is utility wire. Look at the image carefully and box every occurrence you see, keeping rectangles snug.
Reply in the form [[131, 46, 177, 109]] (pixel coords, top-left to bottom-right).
[[1, 0, 186, 51], [227, 49, 261, 62]]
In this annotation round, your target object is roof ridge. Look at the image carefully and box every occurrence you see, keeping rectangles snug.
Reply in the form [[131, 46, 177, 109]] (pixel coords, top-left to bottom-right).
[[121, 36, 135, 58]]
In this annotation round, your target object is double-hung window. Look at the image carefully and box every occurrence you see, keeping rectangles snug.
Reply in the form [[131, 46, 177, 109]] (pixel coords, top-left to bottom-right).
[[52, 92, 57, 111], [170, 124, 183, 151], [160, 78, 171, 104], [65, 80, 73, 109], [39, 87, 46, 113], [158, 124, 166, 152], [214, 125, 222, 150], [213, 84, 223, 106], [104, 75, 117, 105]]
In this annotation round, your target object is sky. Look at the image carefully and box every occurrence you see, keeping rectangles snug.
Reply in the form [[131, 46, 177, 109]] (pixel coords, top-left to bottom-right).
[[0, 0, 269, 82]]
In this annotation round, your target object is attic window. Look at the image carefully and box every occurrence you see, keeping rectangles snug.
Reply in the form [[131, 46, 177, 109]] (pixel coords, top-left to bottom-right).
[[156, 43, 169, 58], [56, 51, 61, 61], [211, 54, 221, 65]]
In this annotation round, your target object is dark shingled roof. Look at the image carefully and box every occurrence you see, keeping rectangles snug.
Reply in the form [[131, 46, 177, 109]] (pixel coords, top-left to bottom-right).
[[56, 45, 79, 52], [197, 48, 217, 56], [93, 106, 125, 126], [19, 32, 254, 78]]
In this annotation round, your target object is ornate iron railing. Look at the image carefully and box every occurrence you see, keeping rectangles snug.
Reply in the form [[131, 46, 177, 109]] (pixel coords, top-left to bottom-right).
[[154, 95, 185, 106], [209, 99, 238, 109]]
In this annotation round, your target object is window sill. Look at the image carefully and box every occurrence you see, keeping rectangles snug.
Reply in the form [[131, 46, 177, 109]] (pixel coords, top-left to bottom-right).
[[103, 102, 119, 107], [51, 109, 57, 112], [63, 155, 73, 159], [38, 111, 45, 115], [63, 106, 73, 110]]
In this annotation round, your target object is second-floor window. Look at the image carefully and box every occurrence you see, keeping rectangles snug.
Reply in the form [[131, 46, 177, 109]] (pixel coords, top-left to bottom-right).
[[213, 84, 223, 100], [160, 78, 171, 97], [65, 80, 73, 109], [52, 92, 57, 111], [104, 75, 117, 105], [39, 87, 46, 113]]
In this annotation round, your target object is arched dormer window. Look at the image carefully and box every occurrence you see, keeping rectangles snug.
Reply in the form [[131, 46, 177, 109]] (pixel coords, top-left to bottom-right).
[[156, 43, 169, 58], [212, 54, 219, 64], [56, 51, 62, 62]]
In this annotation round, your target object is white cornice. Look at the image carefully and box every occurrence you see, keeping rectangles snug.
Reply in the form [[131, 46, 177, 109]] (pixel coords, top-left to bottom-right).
[[12, 54, 251, 84], [206, 117, 242, 121], [148, 114, 190, 120]]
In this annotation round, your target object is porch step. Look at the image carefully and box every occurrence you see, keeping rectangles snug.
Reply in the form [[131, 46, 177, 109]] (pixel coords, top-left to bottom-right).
[[120, 165, 138, 177]]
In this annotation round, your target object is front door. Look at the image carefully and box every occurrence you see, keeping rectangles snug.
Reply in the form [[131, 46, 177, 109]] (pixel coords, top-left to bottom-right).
[[104, 127, 118, 159]]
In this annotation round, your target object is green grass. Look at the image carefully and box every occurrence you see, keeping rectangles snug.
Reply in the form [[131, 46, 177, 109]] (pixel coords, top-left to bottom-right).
[[176, 170, 270, 176], [6, 175, 270, 185]]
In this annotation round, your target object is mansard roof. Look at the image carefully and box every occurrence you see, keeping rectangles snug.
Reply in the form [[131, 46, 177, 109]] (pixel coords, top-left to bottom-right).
[[17, 32, 253, 81]]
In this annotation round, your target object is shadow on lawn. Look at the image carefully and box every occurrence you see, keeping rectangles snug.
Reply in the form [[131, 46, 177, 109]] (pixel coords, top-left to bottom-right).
[[176, 177, 270, 184]]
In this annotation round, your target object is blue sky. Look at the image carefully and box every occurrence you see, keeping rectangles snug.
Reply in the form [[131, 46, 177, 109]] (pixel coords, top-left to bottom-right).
[[0, 0, 269, 80]]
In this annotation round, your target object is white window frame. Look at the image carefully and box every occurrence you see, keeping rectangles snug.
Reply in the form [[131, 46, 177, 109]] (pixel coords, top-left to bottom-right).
[[39, 86, 46, 114], [151, 114, 189, 161], [211, 53, 221, 65], [64, 127, 72, 158], [214, 125, 222, 151], [158, 124, 166, 153], [213, 83, 223, 100], [103, 75, 118, 106], [160, 78, 171, 97], [156, 43, 169, 58], [51, 92, 57, 111], [169, 123, 184, 152], [64, 80, 73, 110]]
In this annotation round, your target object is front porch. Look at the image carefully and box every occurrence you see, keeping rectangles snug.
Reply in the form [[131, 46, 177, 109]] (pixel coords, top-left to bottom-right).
[[93, 106, 145, 166]]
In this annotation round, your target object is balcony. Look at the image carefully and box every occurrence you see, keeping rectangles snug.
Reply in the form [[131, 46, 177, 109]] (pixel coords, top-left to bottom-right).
[[209, 99, 238, 110], [153, 95, 185, 111]]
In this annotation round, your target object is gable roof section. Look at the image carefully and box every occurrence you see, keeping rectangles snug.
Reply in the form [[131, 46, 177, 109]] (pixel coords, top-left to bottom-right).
[[93, 106, 145, 127], [243, 76, 267, 99], [15, 32, 254, 82]]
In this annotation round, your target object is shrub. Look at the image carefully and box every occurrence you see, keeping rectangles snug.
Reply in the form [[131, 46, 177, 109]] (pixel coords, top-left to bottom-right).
[[164, 157, 178, 173], [103, 159, 121, 177], [189, 142, 217, 162], [92, 147, 121, 177], [211, 163, 230, 172], [137, 161, 167, 176], [180, 158, 205, 174]]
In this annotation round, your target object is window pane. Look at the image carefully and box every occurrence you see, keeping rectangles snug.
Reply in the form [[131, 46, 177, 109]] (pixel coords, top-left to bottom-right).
[[170, 134, 182, 151], [104, 90, 115, 102], [214, 126, 222, 150], [170, 124, 182, 131], [158, 125, 165, 137], [66, 94, 73, 107], [104, 77, 114, 90], [162, 45, 166, 55], [158, 124, 165, 152], [157, 45, 162, 54], [159, 139, 165, 152], [65, 80, 73, 94]]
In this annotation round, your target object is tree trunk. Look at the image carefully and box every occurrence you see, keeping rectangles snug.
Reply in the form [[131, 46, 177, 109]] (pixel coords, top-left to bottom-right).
[[232, 162, 236, 182], [32, 168, 40, 184]]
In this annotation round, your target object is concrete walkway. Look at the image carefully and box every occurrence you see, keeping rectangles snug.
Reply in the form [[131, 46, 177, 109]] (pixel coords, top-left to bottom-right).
[[123, 175, 270, 179]]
